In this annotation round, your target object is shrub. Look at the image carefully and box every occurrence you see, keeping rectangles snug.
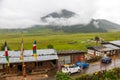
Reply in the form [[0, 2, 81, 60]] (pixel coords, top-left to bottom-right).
[[92, 75, 99, 80], [102, 71, 116, 80], [75, 74, 91, 80], [55, 71, 73, 80], [47, 44, 54, 49]]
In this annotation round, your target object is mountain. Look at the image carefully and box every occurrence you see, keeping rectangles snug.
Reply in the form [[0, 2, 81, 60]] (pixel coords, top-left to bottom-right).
[[0, 18, 120, 34], [41, 9, 79, 25], [49, 23, 106, 33], [46, 19, 120, 33], [91, 19, 120, 30], [40, 9, 120, 33], [41, 9, 76, 21]]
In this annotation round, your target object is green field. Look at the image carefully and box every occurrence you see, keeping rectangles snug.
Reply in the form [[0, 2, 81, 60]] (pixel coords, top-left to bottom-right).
[[0, 31, 120, 51]]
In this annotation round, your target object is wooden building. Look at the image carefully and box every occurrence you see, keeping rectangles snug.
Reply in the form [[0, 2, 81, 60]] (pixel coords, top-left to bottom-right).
[[0, 49, 58, 74], [57, 50, 86, 66], [87, 44, 120, 56]]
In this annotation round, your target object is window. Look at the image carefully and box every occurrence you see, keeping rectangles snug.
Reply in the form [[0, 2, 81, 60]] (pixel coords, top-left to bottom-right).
[[59, 56, 71, 64], [65, 56, 70, 64]]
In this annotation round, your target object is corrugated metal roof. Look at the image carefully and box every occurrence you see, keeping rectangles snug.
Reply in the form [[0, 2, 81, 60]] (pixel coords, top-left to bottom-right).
[[57, 50, 85, 55], [109, 40, 120, 46], [0, 49, 58, 64], [103, 44, 120, 50], [87, 44, 120, 52], [87, 46, 104, 51]]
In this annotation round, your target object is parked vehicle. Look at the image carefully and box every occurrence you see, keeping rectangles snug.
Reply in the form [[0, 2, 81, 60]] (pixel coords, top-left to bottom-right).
[[101, 57, 112, 63], [62, 64, 81, 75], [75, 61, 89, 68]]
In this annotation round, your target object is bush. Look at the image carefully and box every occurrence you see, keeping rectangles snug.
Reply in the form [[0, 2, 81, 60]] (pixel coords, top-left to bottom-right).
[[102, 71, 115, 80], [75, 74, 91, 80], [75, 68, 120, 80], [92, 75, 99, 80], [55, 71, 73, 80], [47, 44, 54, 49]]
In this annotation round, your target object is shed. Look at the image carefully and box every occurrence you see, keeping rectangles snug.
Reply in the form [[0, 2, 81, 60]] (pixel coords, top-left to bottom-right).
[[87, 44, 120, 56], [57, 50, 86, 65], [102, 40, 120, 53], [0, 49, 58, 74], [109, 40, 120, 47]]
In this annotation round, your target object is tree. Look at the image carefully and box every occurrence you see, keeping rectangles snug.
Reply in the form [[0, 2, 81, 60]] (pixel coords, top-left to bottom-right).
[[94, 36, 100, 44]]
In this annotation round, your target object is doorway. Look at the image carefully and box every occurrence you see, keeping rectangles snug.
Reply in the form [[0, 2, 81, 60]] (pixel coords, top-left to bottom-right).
[[18, 65, 22, 72]]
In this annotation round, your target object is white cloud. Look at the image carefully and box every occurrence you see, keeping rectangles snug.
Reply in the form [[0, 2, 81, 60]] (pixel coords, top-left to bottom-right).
[[93, 0, 120, 24], [44, 15, 91, 26], [0, 0, 120, 28]]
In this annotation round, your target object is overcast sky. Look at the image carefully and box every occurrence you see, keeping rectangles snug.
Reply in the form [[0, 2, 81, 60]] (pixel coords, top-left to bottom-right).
[[0, 0, 120, 28]]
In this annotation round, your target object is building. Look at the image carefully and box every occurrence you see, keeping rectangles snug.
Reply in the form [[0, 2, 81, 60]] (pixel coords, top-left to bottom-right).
[[0, 49, 58, 74], [57, 50, 86, 66], [109, 40, 120, 47], [87, 44, 120, 56], [102, 40, 120, 53]]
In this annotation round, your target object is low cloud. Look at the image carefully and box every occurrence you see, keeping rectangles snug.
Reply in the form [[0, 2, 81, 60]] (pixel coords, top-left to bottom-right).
[[42, 14, 91, 26]]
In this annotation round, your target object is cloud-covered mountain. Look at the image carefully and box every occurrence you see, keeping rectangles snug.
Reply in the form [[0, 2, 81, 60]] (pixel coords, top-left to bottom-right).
[[41, 9, 75, 19], [0, 9, 120, 33], [40, 9, 90, 26], [39, 9, 120, 33]]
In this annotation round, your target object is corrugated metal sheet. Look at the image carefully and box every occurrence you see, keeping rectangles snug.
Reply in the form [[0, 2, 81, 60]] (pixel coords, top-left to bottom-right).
[[88, 44, 120, 52], [57, 50, 85, 55], [109, 41, 120, 46], [100, 44, 120, 51], [0, 49, 58, 64], [103, 44, 120, 50]]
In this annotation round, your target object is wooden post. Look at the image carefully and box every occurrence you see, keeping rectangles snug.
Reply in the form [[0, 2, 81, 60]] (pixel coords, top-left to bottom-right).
[[100, 61, 102, 71], [113, 54, 116, 68], [22, 55, 27, 80], [8, 65, 10, 74], [36, 57, 38, 69], [23, 64, 27, 80], [22, 59, 24, 75], [21, 34, 27, 80]]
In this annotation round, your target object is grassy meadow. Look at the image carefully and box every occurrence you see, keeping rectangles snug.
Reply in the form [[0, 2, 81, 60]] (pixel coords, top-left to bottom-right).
[[0, 31, 120, 51]]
